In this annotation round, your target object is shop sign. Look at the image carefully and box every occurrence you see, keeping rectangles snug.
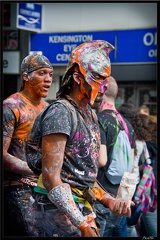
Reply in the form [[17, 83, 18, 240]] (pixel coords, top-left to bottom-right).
[[17, 3, 42, 32], [3, 51, 20, 74], [30, 28, 157, 65]]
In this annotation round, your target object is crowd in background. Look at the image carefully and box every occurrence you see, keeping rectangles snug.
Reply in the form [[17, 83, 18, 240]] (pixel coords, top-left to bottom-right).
[[92, 85, 157, 238]]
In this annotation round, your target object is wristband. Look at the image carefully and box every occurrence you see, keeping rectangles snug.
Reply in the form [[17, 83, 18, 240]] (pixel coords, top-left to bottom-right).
[[92, 187, 104, 200], [78, 220, 89, 231], [78, 212, 97, 231], [100, 191, 115, 206], [47, 183, 85, 227]]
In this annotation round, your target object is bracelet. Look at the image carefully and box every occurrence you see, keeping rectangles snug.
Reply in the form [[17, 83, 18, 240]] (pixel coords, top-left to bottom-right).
[[92, 187, 104, 200], [47, 183, 85, 227]]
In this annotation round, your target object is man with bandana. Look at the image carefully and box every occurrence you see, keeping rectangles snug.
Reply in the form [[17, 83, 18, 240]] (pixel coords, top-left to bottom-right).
[[26, 40, 134, 237], [3, 54, 53, 236]]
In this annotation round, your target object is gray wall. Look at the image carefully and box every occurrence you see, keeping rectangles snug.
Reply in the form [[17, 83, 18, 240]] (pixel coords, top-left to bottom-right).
[[112, 64, 157, 81], [41, 3, 157, 32]]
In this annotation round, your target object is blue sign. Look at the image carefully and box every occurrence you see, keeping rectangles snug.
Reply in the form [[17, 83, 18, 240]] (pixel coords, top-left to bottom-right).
[[17, 3, 42, 32], [30, 28, 157, 64]]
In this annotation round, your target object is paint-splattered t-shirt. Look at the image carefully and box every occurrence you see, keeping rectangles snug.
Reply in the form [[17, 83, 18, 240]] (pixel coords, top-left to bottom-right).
[[97, 109, 135, 196], [28, 95, 101, 190], [3, 92, 48, 181]]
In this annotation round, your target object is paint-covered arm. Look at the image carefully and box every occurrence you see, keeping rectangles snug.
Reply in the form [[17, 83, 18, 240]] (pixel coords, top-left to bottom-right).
[[3, 105, 36, 176], [42, 133, 99, 237], [3, 135, 35, 175], [42, 133, 65, 189]]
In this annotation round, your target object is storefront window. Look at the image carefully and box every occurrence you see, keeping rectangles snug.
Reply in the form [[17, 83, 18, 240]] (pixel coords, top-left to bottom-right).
[[3, 3, 19, 50], [3, 29, 19, 50], [115, 83, 157, 116], [115, 86, 136, 108], [3, 3, 11, 27], [139, 89, 157, 115]]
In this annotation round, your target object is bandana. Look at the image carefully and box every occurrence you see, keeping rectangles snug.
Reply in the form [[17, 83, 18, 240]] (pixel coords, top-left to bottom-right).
[[56, 40, 114, 101], [21, 53, 53, 74]]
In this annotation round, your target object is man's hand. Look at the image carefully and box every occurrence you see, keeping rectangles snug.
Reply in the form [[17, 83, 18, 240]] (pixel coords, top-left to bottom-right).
[[100, 192, 135, 217], [106, 198, 135, 217]]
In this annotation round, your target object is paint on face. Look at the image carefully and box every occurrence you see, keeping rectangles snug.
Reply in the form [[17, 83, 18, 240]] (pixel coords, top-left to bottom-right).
[[73, 75, 90, 102], [78, 60, 111, 105], [57, 40, 114, 98], [74, 67, 109, 105], [27, 68, 53, 98], [76, 75, 109, 105], [99, 79, 108, 94], [89, 77, 109, 105]]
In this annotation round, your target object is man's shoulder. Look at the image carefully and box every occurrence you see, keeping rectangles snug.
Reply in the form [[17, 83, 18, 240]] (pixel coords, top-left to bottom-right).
[[3, 92, 19, 102], [40, 98, 77, 121], [97, 109, 115, 116], [3, 92, 23, 111], [97, 109, 117, 122], [97, 110, 118, 136]]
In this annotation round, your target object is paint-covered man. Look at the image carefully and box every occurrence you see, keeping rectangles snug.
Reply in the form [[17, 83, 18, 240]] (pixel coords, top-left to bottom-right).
[[27, 41, 134, 237], [3, 54, 53, 236]]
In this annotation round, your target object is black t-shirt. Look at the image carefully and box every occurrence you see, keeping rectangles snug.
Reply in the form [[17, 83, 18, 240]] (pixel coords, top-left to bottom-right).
[[27, 96, 101, 190], [97, 109, 135, 197]]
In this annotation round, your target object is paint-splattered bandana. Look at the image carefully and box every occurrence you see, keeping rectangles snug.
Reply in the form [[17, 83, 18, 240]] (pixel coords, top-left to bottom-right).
[[57, 40, 114, 98], [21, 54, 53, 74]]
